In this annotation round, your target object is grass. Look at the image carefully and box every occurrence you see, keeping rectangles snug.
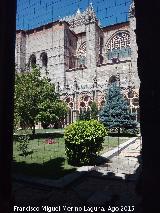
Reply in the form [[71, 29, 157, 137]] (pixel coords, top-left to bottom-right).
[[13, 136, 76, 179], [13, 134, 130, 179]]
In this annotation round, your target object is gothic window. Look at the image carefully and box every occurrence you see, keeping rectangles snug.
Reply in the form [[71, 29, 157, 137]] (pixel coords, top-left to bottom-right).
[[80, 102, 85, 107], [108, 75, 117, 84], [40, 52, 48, 67], [29, 54, 36, 68], [77, 42, 86, 68], [66, 97, 71, 103], [106, 31, 131, 61]]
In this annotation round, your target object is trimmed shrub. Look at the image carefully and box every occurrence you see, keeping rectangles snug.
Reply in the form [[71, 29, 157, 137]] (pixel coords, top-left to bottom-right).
[[64, 120, 107, 166]]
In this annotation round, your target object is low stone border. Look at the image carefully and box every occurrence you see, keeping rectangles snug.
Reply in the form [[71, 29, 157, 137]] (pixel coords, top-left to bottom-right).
[[77, 137, 138, 172], [13, 137, 138, 188]]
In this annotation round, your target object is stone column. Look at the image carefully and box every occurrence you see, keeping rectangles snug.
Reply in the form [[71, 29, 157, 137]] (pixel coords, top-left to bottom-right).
[[129, 1, 140, 89], [85, 15, 100, 81]]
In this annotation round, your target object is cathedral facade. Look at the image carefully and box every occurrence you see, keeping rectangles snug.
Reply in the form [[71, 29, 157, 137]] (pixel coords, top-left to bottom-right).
[[15, 2, 140, 125]]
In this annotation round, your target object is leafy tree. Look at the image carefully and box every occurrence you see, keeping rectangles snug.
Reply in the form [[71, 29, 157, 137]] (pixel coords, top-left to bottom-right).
[[14, 67, 68, 134], [99, 82, 138, 134]]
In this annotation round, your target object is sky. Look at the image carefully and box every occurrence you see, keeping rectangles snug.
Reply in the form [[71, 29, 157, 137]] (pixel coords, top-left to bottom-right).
[[16, 0, 132, 30]]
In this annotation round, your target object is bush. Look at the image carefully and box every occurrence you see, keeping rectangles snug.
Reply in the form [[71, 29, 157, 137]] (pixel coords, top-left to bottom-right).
[[64, 120, 107, 166]]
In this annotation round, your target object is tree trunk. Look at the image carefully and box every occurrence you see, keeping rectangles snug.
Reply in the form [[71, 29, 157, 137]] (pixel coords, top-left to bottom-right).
[[32, 125, 35, 136]]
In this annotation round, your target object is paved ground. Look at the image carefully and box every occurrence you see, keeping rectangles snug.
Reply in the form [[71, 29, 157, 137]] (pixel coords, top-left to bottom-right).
[[13, 138, 142, 213]]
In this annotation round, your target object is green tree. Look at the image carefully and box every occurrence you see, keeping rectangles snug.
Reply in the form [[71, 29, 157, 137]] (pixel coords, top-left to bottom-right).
[[14, 67, 68, 134], [99, 82, 138, 134]]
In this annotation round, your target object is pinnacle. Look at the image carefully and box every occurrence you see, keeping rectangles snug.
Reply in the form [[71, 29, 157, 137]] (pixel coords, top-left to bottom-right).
[[76, 8, 81, 15]]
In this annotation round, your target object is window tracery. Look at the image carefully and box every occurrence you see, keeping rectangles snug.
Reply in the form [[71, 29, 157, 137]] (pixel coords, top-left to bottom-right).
[[77, 42, 86, 68], [106, 31, 131, 61], [108, 75, 117, 84]]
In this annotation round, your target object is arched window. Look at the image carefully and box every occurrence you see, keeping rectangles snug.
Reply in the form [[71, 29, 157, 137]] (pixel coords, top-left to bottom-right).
[[106, 31, 131, 62], [66, 97, 71, 103], [29, 54, 36, 68], [108, 75, 117, 84], [80, 102, 85, 108], [77, 42, 86, 68], [40, 52, 48, 67]]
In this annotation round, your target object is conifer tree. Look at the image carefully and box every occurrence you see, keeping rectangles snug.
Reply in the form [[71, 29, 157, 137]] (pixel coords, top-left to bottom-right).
[[99, 82, 138, 134]]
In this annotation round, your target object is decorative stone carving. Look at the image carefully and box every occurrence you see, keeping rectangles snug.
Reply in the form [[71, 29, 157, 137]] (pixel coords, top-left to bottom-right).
[[60, 3, 99, 29], [129, 1, 135, 18], [106, 31, 131, 60]]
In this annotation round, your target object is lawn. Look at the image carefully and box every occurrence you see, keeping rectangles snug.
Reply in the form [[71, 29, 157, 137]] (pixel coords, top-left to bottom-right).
[[13, 133, 129, 180]]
